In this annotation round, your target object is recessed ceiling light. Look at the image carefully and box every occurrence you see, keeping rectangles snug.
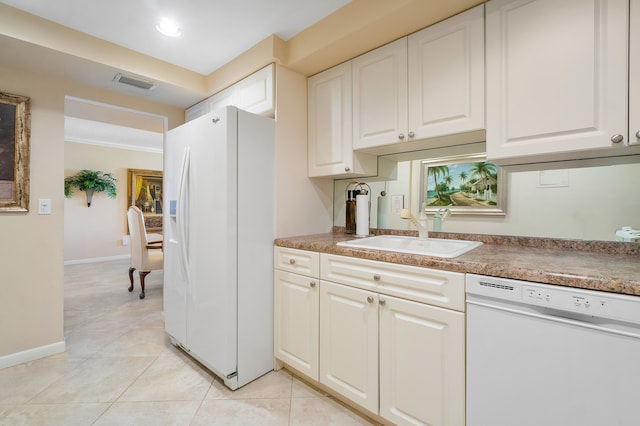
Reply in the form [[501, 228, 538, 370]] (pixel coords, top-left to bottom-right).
[[156, 19, 182, 37]]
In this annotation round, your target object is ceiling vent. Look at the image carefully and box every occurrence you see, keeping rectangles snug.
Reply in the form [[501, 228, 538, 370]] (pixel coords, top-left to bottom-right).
[[113, 73, 158, 91]]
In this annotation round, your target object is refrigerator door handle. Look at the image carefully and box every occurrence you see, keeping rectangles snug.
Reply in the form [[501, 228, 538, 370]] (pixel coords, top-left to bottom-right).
[[177, 146, 190, 282]]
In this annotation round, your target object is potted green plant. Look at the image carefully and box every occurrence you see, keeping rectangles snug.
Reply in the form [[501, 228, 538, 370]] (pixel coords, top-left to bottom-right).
[[64, 169, 117, 207]]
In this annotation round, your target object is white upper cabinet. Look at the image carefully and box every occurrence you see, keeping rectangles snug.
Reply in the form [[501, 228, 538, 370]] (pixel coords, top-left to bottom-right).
[[308, 62, 377, 178], [631, 0, 640, 145], [486, 0, 631, 163], [185, 99, 207, 122], [408, 4, 484, 141], [309, 5, 484, 174], [353, 5, 485, 152], [205, 88, 235, 116], [231, 65, 274, 116], [185, 64, 275, 121], [352, 38, 409, 150]]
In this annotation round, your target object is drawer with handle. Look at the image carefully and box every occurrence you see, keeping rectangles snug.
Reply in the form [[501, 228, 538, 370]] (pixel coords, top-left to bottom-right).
[[320, 253, 464, 311], [274, 246, 320, 278]]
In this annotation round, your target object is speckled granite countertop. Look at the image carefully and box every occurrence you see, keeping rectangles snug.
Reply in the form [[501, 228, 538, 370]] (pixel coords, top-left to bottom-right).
[[274, 231, 640, 296]]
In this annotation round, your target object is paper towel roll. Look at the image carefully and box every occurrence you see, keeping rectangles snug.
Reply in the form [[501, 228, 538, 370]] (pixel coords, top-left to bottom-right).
[[377, 195, 389, 229], [356, 194, 369, 236]]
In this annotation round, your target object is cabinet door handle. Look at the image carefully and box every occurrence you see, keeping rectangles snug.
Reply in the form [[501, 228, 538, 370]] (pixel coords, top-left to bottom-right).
[[379, 298, 386, 305], [310, 282, 316, 288], [373, 274, 381, 281], [367, 296, 374, 303], [611, 134, 624, 144], [635, 130, 640, 140], [398, 133, 405, 140], [408, 131, 415, 138], [344, 166, 351, 172], [289, 258, 296, 265]]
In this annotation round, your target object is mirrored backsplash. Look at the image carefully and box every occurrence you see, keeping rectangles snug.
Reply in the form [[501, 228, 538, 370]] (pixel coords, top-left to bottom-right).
[[334, 144, 640, 242]]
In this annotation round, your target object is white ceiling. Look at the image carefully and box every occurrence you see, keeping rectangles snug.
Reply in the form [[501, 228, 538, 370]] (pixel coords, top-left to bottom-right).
[[0, 0, 351, 151], [0, 0, 350, 75]]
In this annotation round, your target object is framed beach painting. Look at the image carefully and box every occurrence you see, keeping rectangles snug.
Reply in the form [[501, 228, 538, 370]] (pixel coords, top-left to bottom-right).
[[0, 92, 30, 212], [420, 154, 506, 216]]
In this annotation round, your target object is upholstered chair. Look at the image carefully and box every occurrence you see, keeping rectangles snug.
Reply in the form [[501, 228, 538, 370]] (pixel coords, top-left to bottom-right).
[[127, 206, 163, 299]]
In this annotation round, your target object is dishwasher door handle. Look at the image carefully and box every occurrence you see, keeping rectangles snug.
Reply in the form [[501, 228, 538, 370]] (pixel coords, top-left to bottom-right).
[[467, 299, 640, 340]]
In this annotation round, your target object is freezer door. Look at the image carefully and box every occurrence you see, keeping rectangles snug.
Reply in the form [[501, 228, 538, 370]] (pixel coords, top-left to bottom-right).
[[164, 121, 189, 346], [164, 107, 238, 378]]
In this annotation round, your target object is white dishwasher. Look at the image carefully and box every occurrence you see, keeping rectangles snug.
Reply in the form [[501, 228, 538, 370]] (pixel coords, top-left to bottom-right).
[[466, 273, 640, 426]]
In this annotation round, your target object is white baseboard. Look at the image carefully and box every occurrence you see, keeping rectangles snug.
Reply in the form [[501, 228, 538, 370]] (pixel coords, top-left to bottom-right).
[[64, 254, 130, 265], [0, 340, 66, 369]]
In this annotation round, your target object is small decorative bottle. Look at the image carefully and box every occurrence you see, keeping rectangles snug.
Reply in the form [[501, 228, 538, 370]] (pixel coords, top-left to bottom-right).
[[345, 190, 356, 234]]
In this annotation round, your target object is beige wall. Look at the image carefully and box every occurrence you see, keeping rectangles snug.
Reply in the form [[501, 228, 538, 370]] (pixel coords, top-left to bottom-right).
[[0, 64, 182, 363], [274, 65, 333, 237], [64, 143, 163, 262], [0, 65, 65, 361]]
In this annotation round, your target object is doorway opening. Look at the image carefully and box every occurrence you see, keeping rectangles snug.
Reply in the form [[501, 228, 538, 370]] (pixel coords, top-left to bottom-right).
[[63, 96, 166, 266]]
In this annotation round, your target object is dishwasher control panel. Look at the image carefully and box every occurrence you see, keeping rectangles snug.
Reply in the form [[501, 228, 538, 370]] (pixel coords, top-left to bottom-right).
[[466, 274, 640, 324], [522, 285, 609, 315]]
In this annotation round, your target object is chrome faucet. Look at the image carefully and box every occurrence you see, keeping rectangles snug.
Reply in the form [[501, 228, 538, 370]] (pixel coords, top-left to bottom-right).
[[400, 208, 429, 240]]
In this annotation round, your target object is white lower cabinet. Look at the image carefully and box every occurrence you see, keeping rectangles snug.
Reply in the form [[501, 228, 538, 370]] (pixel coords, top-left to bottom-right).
[[274, 270, 319, 380], [274, 248, 465, 425], [319, 281, 379, 413], [379, 295, 465, 426], [319, 253, 465, 425], [273, 247, 320, 380]]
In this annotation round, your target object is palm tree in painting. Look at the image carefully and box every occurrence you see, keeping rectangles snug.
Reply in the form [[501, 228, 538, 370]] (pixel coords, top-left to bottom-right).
[[443, 175, 454, 192], [428, 165, 450, 202], [469, 162, 497, 200], [457, 170, 469, 195]]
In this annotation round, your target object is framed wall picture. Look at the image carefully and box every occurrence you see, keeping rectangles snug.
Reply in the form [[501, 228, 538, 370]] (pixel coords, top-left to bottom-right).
[[0, 92, 30, 212], [127, 168, 163, 233], [420, 153, 506, 216]]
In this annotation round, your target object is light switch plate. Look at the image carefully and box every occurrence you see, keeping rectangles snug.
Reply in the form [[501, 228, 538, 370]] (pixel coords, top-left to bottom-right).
[[38, 198, 52, 215], [391, 195, 404, 214], [538, 170, 569, 188]]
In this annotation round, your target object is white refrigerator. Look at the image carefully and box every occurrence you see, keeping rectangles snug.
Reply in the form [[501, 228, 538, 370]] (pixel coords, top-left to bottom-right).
[[163, 106, 275, 390]]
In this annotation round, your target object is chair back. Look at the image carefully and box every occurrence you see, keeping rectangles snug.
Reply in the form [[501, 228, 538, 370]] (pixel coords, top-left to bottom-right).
[[127, 206, 149, 269]]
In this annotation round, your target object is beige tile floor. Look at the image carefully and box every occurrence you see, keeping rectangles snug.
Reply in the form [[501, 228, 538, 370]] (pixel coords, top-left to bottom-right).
[[0, 259, 376, 426]]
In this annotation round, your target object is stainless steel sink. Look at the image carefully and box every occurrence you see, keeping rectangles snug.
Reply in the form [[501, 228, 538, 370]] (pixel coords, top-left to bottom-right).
[[337, 235, 482, 258]]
